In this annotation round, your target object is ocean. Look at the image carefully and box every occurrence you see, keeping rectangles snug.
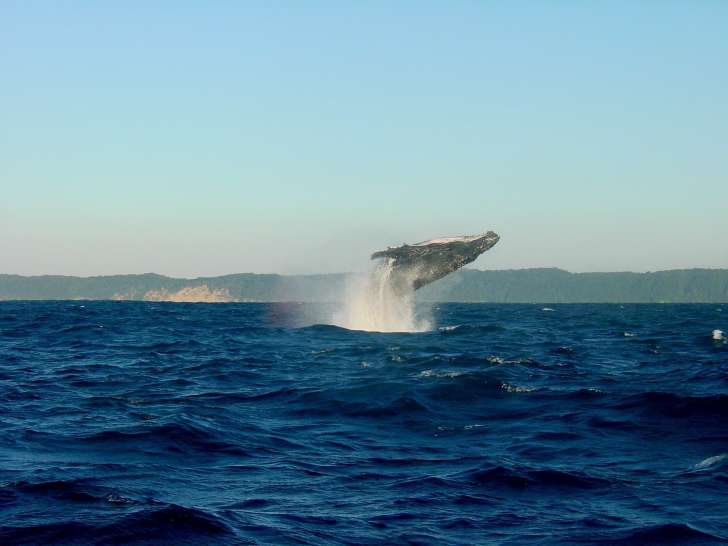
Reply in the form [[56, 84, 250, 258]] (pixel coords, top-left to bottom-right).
[[0, 301, 726, 545]]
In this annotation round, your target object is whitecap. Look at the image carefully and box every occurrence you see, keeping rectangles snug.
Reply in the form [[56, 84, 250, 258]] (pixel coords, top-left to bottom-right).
[[501, 383, 534, 393], [418, 369, 462, 379], [693, 453, 727, 470], [487, 355, 534, 366], [542, 307, 555, 312], [712, 329, 724, 341]]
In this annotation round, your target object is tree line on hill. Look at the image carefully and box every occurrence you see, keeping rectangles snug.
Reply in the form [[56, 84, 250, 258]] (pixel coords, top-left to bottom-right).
[[1, 268, 727, 303]]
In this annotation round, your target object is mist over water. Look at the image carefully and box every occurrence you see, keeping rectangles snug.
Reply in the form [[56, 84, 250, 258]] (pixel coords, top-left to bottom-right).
[[334, 259, 431, 332]]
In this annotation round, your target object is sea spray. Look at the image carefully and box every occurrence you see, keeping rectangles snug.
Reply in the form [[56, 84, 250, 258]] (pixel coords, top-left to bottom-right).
[[334, 259, 431, 332]]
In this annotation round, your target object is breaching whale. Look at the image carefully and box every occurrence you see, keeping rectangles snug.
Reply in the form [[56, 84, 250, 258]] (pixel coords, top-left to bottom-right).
[[371, 231, 500, 291]]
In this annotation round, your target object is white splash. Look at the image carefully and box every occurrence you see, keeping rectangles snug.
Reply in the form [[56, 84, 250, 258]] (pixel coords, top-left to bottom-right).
[[694, 453, 727, 470], [713, 329, 724, 341], [334, 259, 431, 332]]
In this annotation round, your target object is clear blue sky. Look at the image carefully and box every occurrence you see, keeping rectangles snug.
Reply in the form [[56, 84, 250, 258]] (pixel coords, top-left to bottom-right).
[[2, 1, 726, 277]]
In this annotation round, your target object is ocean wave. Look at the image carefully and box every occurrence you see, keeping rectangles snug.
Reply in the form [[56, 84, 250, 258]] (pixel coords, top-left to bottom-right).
[[461, 464, 612, 491], [3, 301, 728, 543], [614, 391, 728, 418], [0, 522, 94, 546], [0, 505, 236, 545], [297, 323, 356, 334], [422, 377, 507, 403], [179, 387, 298, 404], [1, 479, 143, 506], [589, 523, 728, 544], [438, 323, 506, 335], [293, 394, 431, 418], [79, 422, 250, 456]]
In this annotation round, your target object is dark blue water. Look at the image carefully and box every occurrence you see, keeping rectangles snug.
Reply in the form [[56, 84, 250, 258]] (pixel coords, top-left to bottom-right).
[[1, 302, 726, 545]]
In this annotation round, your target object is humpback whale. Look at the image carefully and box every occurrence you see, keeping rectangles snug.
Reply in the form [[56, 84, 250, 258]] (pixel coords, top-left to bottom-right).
[[371, 231, 500, 290]]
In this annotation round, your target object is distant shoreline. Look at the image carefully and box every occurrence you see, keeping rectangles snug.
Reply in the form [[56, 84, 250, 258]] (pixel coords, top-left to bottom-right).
[[2, 268, 727, 303]]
